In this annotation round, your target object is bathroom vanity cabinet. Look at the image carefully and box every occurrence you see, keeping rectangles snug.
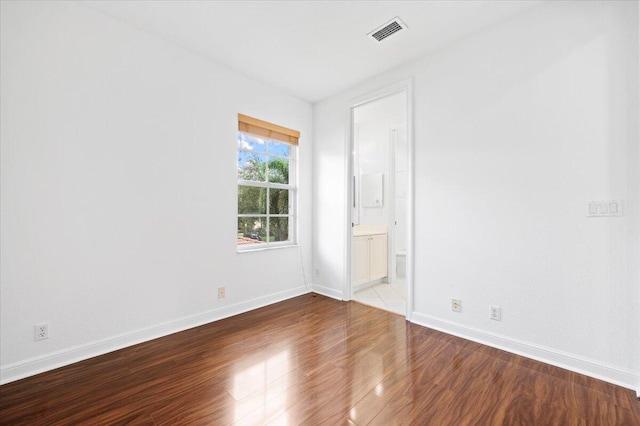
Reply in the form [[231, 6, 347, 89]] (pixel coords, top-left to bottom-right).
[[353, 230, 387, 286]]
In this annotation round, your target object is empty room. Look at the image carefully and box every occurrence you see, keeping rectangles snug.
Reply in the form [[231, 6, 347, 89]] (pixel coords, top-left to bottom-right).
[[1, 0, 639, 424]]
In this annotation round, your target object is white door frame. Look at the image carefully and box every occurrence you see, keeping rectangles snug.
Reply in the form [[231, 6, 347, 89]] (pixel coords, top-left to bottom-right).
[[388, 126, 397, 286], [343, 79, 414, 321], [387, 125, 404, 286]]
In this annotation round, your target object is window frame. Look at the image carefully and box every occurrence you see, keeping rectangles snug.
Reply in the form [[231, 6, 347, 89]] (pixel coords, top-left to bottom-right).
[[237, 130, 297, 251]]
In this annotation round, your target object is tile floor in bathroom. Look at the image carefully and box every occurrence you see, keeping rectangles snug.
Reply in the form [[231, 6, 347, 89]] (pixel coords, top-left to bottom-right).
[[353, 279, 406, 316]]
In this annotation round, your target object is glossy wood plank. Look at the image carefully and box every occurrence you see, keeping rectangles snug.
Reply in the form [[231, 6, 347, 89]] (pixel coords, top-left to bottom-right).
[[1, 294, 638, 425]]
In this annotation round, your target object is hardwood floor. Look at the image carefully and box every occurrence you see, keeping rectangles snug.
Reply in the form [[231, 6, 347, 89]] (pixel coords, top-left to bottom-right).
[[1, 294, 639, 425]]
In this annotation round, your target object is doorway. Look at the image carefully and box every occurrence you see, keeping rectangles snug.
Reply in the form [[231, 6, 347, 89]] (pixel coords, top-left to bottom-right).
[[346, 82, 413, 319]]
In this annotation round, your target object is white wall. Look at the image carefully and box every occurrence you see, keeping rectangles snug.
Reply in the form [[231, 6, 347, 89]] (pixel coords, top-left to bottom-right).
[[0, 1, 313, 383], [313, 0, 640, 390], [355, 122, 390, 226]]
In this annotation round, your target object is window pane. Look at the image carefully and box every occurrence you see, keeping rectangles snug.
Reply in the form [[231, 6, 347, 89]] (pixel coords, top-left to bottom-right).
[[238, 186, 266, 214], [237, 122, 297, 248], [269, 217, 290, 242], [269, 188, 289, 215], [238, 153, 267, 181], [268, 140, 290, 158], [238, 217, 267, 244], [238, 133, 267, 153], [267, 158, 289, 184]]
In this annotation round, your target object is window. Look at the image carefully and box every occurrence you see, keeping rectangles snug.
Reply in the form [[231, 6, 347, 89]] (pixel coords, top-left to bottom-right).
[[237, 114, 299, 250]]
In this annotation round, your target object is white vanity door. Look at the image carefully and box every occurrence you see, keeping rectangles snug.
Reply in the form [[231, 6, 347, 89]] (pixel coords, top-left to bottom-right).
[[353, 235, 370, 286], [369, 234, 388, 281]]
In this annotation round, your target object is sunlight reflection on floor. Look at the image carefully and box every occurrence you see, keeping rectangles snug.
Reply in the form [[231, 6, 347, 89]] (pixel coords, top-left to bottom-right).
[[233, 350, 290, 423]]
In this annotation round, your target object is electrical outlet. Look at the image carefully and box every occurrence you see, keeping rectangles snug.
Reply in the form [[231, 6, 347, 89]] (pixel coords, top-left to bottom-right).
[[35, 323, 49, 341], [490, 305, 501, 321], [452, 299, 461, 313], [218, 287, 226, 299]]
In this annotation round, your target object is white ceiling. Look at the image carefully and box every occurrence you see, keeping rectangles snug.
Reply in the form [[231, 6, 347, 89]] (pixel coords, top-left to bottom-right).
[[83, 1, 543, 103]]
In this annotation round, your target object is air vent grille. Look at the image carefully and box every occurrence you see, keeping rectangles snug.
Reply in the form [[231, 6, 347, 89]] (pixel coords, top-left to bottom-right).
[[368, 17, 408, 42]]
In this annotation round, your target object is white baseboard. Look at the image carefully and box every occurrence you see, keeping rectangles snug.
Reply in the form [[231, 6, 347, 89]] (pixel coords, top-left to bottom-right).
[[312, 284, 343, 300], [411, 313, 640, 393], [0, 286, 310, 385]]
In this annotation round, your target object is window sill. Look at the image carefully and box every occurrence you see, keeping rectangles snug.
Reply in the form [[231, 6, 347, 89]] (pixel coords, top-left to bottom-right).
[[237, 244, 298, 254]]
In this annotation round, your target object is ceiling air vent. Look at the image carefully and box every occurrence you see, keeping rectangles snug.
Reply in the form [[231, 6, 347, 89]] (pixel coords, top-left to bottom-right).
[[368, 17, 408, 42]]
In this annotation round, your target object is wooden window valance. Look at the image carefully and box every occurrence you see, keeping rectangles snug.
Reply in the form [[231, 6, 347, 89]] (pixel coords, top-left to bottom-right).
[[238, 114, 299, 145]]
